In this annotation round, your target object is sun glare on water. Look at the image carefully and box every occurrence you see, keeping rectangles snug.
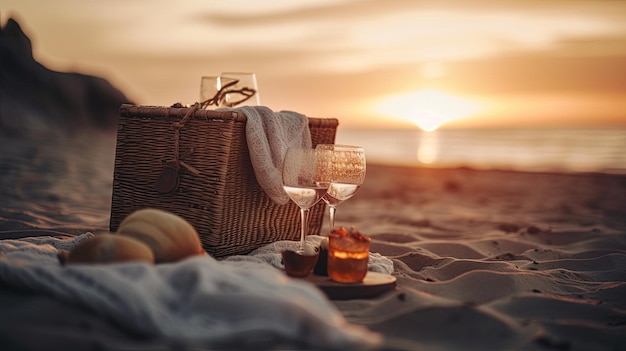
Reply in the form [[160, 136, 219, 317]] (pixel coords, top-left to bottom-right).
[[376, 89, 481, 131]]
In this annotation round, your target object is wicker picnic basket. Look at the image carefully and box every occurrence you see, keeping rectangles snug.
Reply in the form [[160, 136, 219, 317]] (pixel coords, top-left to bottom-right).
[[109, 104, 339, 258]]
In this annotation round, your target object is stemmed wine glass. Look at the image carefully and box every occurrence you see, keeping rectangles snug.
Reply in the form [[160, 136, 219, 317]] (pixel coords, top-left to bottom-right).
[[316, 144, 366, 234], [282, 147, 330, 253]]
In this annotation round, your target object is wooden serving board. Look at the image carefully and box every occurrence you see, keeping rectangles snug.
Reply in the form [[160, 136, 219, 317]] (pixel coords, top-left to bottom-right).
[[306, 272, 397, 300]]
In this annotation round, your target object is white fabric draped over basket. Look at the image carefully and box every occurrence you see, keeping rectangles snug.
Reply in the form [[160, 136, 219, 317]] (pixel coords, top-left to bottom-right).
[[0, 233, 393, 349], [238, 106, 311, 205]]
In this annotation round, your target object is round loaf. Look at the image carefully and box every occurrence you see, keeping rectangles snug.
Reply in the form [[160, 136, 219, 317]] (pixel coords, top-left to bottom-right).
[[117, 208, 205, 263], [62, 233, 155, 265]]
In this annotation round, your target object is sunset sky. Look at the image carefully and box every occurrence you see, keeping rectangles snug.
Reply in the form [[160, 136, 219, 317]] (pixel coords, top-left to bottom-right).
[[3, 0, 626, 130]]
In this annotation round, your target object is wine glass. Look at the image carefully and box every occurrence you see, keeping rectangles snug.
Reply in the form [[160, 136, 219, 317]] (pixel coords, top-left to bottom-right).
[[199, 76, 222, 109], [220, 72, 260, 107], [316, 144, 366, 234], [282, 147, 330, 253]]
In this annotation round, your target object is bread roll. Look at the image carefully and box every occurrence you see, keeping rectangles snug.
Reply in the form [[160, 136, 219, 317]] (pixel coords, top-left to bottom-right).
[[117, 208, 205, 263], [61, 233, 154, 265]]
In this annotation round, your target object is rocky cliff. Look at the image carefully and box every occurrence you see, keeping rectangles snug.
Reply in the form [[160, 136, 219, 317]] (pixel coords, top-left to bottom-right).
[[0, 18, 133, 137]]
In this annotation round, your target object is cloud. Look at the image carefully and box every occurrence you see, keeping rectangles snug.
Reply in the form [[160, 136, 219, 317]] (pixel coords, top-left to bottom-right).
[[8, 1, 626, 66], [81, 0, 626, 78]]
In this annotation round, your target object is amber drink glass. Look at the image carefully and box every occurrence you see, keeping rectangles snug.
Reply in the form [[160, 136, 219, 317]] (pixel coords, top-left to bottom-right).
[[327, 228, 370, 283]]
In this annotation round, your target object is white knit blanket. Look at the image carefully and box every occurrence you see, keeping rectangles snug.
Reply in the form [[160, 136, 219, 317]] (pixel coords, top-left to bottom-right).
[[0, 233, 389, 349], [237, 106, 311, 205]]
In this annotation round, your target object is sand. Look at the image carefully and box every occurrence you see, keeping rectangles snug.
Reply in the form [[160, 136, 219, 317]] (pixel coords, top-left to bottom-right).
[[1, 133, 625, 350], [331, 164, 626, 350]]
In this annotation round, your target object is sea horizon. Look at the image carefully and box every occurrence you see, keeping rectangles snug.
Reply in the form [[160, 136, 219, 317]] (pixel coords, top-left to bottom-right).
[[335, 127, 626, 175]]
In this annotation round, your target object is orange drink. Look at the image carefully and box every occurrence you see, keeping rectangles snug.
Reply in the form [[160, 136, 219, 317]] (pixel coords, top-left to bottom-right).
[[327, 227, 370, 283]]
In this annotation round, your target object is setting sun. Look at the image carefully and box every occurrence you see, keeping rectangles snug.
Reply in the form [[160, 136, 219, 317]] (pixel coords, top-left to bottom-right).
[[376, 89, 482, 131]]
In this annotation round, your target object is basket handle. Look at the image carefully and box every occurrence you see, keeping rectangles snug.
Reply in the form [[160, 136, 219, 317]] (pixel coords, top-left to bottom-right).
[[199, 79, 257, 109]]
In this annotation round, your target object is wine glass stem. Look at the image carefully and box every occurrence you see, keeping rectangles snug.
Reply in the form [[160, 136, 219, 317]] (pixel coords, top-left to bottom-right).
[[328, 205, 337, 235], [299, 208, 310, 253]]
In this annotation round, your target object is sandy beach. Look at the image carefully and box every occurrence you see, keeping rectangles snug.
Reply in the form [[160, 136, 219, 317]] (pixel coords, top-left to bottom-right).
[[335, 164, 626, 350], [1, 133, 625, 350]]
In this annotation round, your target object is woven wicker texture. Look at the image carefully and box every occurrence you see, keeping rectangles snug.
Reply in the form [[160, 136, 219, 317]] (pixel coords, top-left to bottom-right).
[[110, 104, 338, 257]]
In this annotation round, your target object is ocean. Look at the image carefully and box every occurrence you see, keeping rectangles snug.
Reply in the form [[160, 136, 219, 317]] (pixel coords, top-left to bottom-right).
[[1, 127, 624, 233], [336, 128, 626, 174]]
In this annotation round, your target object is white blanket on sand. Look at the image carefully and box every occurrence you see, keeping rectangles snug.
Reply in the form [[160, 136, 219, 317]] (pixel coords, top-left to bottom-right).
[[238, 106, 311, 205], [0, 233, 392, 350]]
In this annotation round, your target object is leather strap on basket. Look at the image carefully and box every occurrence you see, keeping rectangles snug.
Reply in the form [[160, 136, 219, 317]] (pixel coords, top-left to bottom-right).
[[171, 103, 201, 175], [155, 103, 202, 194]]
